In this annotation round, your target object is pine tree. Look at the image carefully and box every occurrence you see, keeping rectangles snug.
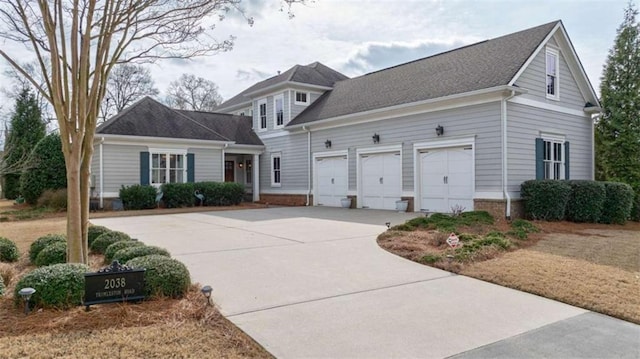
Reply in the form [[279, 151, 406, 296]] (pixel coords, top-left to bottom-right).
[[2, 88, 46, 199], [596, 2, 640, 193]]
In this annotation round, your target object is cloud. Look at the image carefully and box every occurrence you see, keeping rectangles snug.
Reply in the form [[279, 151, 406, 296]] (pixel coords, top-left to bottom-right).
[[236, 68, 271, 82], [340, 40, 469, 76]]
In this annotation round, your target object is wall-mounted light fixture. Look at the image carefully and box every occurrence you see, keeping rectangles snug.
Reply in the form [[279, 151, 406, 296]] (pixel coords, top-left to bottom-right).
[[325, 139, 332, 149], [435, 125, 444, 137], [238, 162, 244, 169], [372, 133, 380, 144]]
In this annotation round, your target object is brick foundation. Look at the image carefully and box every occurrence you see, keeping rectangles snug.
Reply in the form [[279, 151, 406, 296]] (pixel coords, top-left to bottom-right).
[[473, 199, 524, 220], [259, 194, 310, 206]]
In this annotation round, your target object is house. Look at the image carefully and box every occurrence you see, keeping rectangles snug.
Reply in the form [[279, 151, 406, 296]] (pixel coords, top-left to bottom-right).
[[93, 20, 600, 218]]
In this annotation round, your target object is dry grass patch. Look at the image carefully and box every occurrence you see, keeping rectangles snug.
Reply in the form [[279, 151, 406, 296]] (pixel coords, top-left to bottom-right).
[[0, 217, 66, 254]]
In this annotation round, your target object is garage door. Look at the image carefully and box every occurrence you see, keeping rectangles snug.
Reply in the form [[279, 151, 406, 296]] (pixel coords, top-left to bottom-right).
[[315, 155, 348, 207], [360, 152, 401, 210], [420, 147, 473, 213]]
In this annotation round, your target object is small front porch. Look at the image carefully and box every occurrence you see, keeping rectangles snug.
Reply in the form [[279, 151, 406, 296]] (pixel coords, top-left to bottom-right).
[[223, 151, 261, 202]]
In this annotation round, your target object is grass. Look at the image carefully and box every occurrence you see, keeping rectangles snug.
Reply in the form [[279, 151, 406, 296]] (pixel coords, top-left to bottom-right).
[[379, 213, 640, 324], [0, 207, 272, 358]]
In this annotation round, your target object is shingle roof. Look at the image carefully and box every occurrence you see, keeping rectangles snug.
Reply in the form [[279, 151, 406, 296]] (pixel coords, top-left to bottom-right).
[[96, 97, 263, 146], [288, 21, 559, 126], [217, 62, 349, 111]]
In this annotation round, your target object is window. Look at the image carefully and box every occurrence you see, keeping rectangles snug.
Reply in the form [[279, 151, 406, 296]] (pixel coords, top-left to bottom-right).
[[274, 95, 284, 127], [151, 153, 185, 185], [271, 153, 281, 187], [258, 100, 267, 130], [543, 139, 564, 180], [239, 111, 245, 116], [294, 91, 309, 105], [246, 159, 252, 184], [546, 48, 559, 99]]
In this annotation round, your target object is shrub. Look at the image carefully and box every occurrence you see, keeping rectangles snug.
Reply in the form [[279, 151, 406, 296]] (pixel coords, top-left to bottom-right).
[[126, 255, 190, 298], [104, 240, 145, 264], [20, 133, 67, 205], [521, 180, 571, 221], [392, 211, 494, 232], [13, 263, 89, 309], [455, 231, 511, 261], [88, 225, 111, 247], [37, 188, 68, 210], [421, 254, 441, 264], [91, 231, 131, 254], [161, 182, 195, 208], [565, 180, 606, 223], [29, 234, 66, 263], [194, 181, 245, 206], [632, 192, 640, 222], [35, 241, 67, 266], [113, 245, 170, 264], [119, 184, 157, 210], [218, 182, 245, 205], [599, 182, 634, 224], [508, 219, 539, 240], [0, 237, 19, 262], [0, 263, 16, 288]]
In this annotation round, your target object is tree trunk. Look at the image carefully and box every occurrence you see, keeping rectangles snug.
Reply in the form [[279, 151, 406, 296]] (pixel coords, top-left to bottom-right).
[[66, 148, 88, 264]]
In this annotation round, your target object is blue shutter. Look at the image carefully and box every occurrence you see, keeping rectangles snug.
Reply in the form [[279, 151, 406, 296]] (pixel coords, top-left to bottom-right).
[[535, 138, 544, 180], [564, 141, 570, 180], [187, 153, 195, 183], [140, 152, 150, 185]]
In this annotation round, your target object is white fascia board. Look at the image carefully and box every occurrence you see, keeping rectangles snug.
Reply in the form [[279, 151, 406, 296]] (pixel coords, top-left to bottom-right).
[[509, 97, 591, 118], [244, 81, 332, 98], [287, 86, 525, 132], [96, 134, 233, 148], [216, 101, 252, 113], [225, 144, 265, 155]]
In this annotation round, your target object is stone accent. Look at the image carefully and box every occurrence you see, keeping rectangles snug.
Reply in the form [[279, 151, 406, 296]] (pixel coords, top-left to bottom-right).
[[473, 199, 525, 220], [259, 194, 310, 206]]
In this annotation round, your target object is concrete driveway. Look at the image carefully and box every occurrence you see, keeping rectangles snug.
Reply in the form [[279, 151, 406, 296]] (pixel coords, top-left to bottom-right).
[[93, 207, 640, 359]]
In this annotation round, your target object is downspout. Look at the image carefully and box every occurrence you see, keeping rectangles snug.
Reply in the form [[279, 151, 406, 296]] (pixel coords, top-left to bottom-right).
[[502, 90, 516, 220], [303, 125, 311, 206], [222, 143, 229, 182], [99, 137, 104, 209]]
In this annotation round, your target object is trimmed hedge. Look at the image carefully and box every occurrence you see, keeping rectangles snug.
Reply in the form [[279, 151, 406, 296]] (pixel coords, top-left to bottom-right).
[[521, 180, 571, 221], [119, 184, 157, 210], [0, 237, 19, 262], [88, 225, 111, 247], [104, 240, 145, 264], [632, 192, 640, 222], [91, 231, 131, 254], [195, 182, 244, 206], [34, 241, 67, 267], [29, 234, 66, 263], [126, 255, 190, 298], [161, 183, 195, 208], [565, 180, 606, 223], [113, 245, 170, 264], [13, 263, 89, 309], [600, 182, 634, 224]]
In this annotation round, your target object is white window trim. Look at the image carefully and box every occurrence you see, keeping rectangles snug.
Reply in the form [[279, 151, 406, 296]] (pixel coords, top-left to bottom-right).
[[545, 47, 560, 101], [294, 91, 310, 106], [148, 148, 188, 188], [258, 99, 267, 131], [274, 94, 285, 129], [541, 133, 565, 180], [271, 152, 282, 187]]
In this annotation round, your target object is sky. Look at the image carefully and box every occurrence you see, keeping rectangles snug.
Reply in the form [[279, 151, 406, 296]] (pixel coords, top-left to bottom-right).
[[0, 0, 633, 117]]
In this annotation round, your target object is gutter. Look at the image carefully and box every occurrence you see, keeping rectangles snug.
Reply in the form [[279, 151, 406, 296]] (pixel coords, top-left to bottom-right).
[[303, 125, 311, 206], [502, 90, 517, 220]]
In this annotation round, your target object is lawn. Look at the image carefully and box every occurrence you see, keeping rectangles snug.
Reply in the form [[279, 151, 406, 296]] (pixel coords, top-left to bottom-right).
[[378, 213, 640, 324], [0, 200, 271, 358]]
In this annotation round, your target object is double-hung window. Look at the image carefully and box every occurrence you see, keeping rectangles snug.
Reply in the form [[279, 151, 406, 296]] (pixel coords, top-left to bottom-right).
[[151, 152, 186, 185], [543, 139, 564, 180], [258, 99, 267, 130], [546, 48, 559, 100], [274, 95, 284, 127], [271, 153, 281, 187]]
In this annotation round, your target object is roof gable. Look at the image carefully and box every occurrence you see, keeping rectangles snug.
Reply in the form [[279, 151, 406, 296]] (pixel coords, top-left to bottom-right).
[[288, 21, 560, 126]]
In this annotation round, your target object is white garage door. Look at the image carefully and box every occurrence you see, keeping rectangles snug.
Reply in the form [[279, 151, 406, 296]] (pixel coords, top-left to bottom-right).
[[315, 155, 348, 207], [360, 152, 401, 210], [420, 147, 473, 213]]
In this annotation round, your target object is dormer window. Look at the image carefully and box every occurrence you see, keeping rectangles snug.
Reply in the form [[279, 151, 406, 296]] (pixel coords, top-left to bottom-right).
[[295, 91, 309, 105], [546, 48, 559, 100]]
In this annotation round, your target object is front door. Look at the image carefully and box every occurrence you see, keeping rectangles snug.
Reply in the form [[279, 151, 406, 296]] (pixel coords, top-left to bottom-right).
[[225, 160, 235, 182]]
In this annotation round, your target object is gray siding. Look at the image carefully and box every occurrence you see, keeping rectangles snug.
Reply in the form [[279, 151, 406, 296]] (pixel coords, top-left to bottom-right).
[[261, 133, 309, 191], [102, 144, 146, 193], [309, 102, 503, 193], [189, 148, 222, 182], [514, 43, 586, 111], [290, 91, 323, 120], [507, 102, 593, 193], [252, 92, 291, 134]]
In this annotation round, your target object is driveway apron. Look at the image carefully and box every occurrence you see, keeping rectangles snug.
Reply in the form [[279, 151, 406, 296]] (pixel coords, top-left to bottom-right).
[[93, 207, 640, 359]]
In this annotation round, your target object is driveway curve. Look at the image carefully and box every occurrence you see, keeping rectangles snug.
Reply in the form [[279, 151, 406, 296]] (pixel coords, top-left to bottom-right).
[[93, 207, 640, 359]]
